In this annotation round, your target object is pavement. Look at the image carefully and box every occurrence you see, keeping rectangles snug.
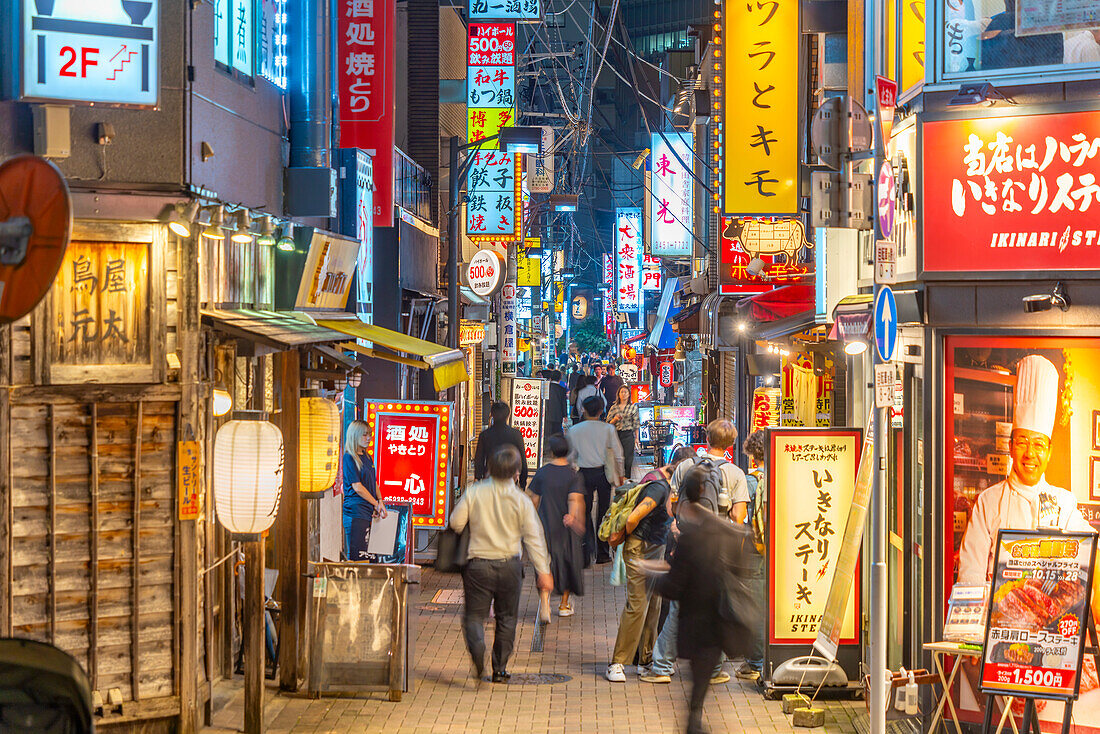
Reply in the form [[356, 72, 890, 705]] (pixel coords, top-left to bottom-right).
[[205, 562, 868, 733]]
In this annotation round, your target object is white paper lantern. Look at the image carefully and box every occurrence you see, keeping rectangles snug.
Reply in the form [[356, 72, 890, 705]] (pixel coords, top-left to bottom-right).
[[300, 396, 340, 497], [213, 419, 284, 539]]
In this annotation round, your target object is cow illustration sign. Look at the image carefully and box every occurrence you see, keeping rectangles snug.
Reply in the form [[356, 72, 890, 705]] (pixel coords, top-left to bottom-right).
[[365, 401, 452, 529]]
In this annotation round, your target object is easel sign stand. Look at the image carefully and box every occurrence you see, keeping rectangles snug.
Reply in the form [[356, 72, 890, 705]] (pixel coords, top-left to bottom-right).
[[978, 529, 1099, 734]]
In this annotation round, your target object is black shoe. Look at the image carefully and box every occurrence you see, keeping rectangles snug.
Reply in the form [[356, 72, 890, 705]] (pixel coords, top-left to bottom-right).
[[491, 671, 511, 683]]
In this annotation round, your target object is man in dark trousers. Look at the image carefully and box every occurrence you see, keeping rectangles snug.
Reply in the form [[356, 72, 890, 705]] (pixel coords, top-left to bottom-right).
[[474, 402, 528, 489], [645, 465, 761, 734], [599, 363, 624, 410], [541, 368, 567, 440]]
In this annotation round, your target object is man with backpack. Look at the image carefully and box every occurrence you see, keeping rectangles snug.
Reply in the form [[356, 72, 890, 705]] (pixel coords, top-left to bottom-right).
[[642, 419, 749, 685], [601, 449, 694, 682]]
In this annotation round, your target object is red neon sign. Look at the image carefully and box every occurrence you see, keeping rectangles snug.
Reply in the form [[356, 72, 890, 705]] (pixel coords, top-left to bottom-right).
[[365, 401, 451, 528]]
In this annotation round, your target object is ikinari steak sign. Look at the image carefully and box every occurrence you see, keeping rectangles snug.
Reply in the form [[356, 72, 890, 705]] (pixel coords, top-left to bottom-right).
[[922, 110, 1100, 274]]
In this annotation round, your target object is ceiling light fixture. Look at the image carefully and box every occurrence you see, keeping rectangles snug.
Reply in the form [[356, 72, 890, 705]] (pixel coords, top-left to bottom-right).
[[231, 209, 253, 243], [202, 205, 226, 240], [1023, 282, 1069, 313]]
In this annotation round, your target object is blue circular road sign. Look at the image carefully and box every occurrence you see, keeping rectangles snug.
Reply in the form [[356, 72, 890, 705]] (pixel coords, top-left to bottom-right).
[[874, 287, 898, 362]]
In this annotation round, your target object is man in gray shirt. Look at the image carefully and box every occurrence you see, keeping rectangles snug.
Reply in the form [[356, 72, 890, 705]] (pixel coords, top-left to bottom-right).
[[567, 395, 624, 564], [451, 445, 553, 682]]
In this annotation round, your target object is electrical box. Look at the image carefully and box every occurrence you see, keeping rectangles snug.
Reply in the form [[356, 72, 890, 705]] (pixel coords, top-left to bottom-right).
[[285, 167, 337, 217], [32, 104, 71, 159]]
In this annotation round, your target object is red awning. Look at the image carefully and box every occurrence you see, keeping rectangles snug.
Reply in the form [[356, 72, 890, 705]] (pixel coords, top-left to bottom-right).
[[737, 285, 815, 322]]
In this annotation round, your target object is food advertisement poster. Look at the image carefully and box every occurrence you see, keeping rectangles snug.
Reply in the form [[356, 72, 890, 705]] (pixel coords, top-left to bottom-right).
[[769, 429, 861, 645], [510, 378, 544, 471], [945, 337, 1100, 728], [980, 530, 1096, 701], [365, 401, 451, 528]]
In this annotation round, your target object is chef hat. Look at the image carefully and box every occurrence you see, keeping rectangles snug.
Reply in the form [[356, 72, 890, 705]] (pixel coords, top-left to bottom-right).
[[1013, 355, 1059, 438]]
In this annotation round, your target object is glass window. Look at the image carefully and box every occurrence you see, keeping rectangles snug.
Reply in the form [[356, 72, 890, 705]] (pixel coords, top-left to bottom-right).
[[941, 0, 1100, 77]]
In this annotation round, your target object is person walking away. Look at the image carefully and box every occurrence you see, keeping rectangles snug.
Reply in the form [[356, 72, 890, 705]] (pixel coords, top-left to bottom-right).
[[643, 419, 748, 684], [606, 384, 639, 480], [599, 364, 624, 411], [474, 401, 529, 489], [450, 445, 554, 682], [541, 368, 568, 439], [670, 419, 750, 523], [342, 420, 388, 560], [566, 396, 624, 564], [736, 429, 768, 681], [642, 466, 761, 734], [574, 375, 604, 420], [604, 450, 693, 682], [527, 434, 586, 618]]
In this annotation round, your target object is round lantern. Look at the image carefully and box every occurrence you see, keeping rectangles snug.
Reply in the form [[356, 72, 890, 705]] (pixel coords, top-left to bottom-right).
[[300, 394, 341, 498], [213, 418, 284, 540]]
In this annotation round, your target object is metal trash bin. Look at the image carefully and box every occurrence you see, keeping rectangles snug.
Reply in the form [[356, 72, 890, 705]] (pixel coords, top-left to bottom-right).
[[307, 563, 419, 701]]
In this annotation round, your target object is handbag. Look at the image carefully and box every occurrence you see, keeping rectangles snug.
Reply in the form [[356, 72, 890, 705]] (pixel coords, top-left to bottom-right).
[[435, 526, 469, 573], [609, 545, 627, 586]]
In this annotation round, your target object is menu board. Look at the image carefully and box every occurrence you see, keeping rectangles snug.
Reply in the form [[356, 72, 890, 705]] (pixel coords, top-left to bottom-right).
[[510, 378, 544, 471], [980, 530, 1098, 701], [943, 584, 990, 643]]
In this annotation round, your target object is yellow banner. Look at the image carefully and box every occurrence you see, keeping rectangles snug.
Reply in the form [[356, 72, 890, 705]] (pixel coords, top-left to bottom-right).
[[517, 257, 541, 287], [770, 429, 860, 645], [468, 108, 515, 148], [723, 0, 799, 215], [900, 0, 925, 94]]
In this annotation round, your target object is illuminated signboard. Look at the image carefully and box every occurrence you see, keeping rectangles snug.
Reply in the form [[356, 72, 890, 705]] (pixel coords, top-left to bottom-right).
[[258, 0, 288, 88], [466, 23, 521, 242], [366, 401, 452, 528], [899, 0, 924, 93], [501, 282, 517, 375], [719, 215, 811, 295], [615, 208, 641, 312], [214, 0, 253, 75], [355, 152, 374, 328], [650, 132, 694, 257], [510, 378, 544, 470], [22, 0, 159, 106], [602, 252, 614, 292], [723, 0, 798, 215], [337, 0, 396, 227], [641, 253, 661, 291], [469, 0, 541, 22], [769, 429, 861, 645], [923, 111, 1100, 274]]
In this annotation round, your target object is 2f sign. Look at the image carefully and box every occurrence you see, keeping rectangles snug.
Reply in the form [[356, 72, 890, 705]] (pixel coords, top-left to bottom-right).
[[23, 0, 159, 106]]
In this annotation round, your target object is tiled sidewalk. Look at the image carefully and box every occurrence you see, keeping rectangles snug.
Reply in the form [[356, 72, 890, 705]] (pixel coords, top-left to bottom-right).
[[207, 563, 866, 733]]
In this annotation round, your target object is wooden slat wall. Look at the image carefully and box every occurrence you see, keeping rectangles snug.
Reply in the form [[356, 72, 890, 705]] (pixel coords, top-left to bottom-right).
[[9, 399, 178, 702]]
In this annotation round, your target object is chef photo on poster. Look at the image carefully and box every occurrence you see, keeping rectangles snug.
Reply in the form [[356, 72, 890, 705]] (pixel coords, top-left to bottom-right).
[[945, 338, 1100, 730]]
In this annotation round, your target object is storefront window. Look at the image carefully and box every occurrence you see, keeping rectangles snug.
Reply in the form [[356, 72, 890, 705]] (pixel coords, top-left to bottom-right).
[[941, 1, 1100, 77], [944, 335, 1100, 727]]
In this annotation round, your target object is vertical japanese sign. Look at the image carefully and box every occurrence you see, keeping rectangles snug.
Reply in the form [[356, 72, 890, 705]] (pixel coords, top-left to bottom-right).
[[723, 0, 798, 215], [979, 530, 1097, 701], [22, 0, 159, 105], [214, 0, 253, 75], [922, 111, 1100, 274], [469, 0, 541, 21], [52, 241, 150, 367], [615, 208, 642, 312], [177, 441, 202, 521], [338, 0, 396, 227], [510, 378, 544, 470], [258, 0, 288, 88], [650, 132, 695, 257], [899, 0, 925, 93], [641, 254, 662, 291], [365, 400, 452, 528], [602, 252, 614, 292], [769, 429, 861, 645], [355, 151, 375, 337], [605, 301, 615, 339], [466, 23, 521, 241], [502, 281, 517, 376]]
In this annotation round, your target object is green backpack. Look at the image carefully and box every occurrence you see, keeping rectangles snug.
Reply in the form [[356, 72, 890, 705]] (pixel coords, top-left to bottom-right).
[[597, 480, 651, 542]]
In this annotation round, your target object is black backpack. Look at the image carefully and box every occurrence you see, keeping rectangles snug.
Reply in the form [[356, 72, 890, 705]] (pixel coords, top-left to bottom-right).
[[693, 456, 728, 515]]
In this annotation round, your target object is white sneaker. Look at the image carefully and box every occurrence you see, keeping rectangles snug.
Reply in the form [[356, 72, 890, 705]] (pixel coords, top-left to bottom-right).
[[605, 663, 626, 682], [558, 604, 574, 617]]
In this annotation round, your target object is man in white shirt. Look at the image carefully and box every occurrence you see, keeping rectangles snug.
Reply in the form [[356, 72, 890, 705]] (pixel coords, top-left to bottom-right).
[[567, 395, 624, 564], [450, 445, 553, 682], [959, 355, 1093, 584]]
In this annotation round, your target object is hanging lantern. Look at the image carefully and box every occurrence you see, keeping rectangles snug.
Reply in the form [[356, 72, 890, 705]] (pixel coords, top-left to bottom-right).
[[213, 417, 284, 540], [212, 387, 233, 416], [300, 393, 341, 498]]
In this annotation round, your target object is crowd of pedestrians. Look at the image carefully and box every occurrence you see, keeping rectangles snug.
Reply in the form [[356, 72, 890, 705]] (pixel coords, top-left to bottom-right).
[[452, 361, 767, 733]]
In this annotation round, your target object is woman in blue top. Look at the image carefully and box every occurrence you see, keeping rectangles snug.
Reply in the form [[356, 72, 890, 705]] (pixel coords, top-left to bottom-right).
[[342, 420, 387, 560]]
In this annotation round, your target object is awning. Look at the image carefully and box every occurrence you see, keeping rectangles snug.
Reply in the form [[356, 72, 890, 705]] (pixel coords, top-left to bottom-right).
[[648, 277, 687, 349], [312, 318, 469, 392], [201, 309, 348, 352], [736, 284, 815, 322]]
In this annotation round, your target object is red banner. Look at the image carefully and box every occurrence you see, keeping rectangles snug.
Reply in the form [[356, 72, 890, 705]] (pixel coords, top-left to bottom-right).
[[923, 111, 1100, 274], [366, 401, 451, 528], [337, 0, 395, 227]]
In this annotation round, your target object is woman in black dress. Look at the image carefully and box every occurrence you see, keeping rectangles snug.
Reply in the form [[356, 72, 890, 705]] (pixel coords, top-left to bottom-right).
[[527, 434, 586, 618]]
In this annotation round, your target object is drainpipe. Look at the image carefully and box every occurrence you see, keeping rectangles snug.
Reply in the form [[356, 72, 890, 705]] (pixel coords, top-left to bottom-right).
[[289, 0, 330, 169]]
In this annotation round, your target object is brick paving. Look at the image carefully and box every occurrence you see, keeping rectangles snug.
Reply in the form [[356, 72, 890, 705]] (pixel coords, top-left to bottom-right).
[[206, 563, 868, 733]]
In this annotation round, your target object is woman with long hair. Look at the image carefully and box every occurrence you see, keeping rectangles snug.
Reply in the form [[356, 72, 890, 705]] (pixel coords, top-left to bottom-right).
[[342, 420, 387, 560], [527, 434, 586, 618], [606, 384, 639, 480]]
